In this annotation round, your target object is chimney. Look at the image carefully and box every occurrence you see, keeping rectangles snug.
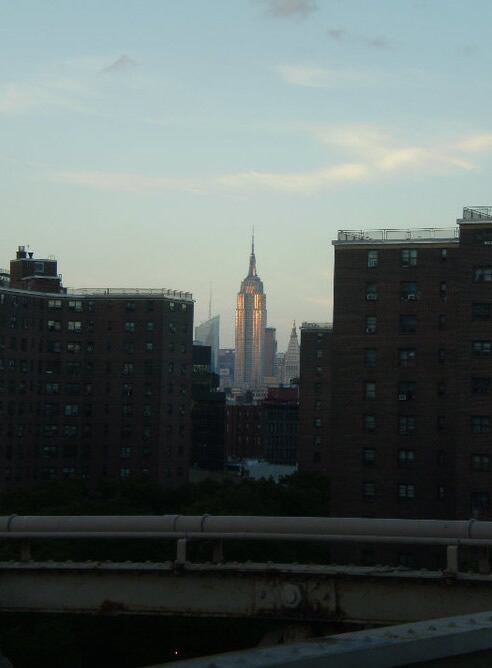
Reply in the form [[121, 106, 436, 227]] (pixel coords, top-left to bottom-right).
[[16, 246, 27, 259], [28, 252, 33, 258]]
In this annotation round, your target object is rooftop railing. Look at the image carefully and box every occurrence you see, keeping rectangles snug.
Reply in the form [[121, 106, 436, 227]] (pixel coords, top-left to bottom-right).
[[65, 287, 193, 301], [463, 206, 492, 220], [337, 227, 459, 242], [301, 322, 332, 330]]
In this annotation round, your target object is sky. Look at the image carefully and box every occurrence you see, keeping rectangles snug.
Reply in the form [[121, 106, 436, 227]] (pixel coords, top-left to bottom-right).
[[2, 0, 492, 349]]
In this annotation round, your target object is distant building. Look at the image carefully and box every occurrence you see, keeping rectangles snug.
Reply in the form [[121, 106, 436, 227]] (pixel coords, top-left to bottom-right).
[[234, 236, 267, 390], [0, 246, 194, 487], [218, 348, 235, 390], [195, 315, 220, 373], [226, 387, 299, 465], [298, 323, 332, 474], [282, 322, 300, 385], [263, 327, 277, 382], [191, 345, 225, 471]]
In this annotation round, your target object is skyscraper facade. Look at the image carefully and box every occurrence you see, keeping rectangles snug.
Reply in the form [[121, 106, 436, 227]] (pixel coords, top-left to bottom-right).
[[234, 237, 267, 390], [195, 315, 220, 373]]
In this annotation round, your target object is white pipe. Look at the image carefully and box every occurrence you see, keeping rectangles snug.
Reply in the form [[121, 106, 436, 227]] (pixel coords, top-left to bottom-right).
[[1, 515, 491, 541]]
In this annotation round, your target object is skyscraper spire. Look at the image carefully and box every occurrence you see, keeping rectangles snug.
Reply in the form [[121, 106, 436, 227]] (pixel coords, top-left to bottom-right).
[[248, 228, 257, 277]]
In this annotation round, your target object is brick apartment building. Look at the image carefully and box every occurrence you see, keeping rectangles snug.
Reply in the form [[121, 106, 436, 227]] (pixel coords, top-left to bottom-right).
[[0, 246, 194, 487], [299, 207, 492, 521]]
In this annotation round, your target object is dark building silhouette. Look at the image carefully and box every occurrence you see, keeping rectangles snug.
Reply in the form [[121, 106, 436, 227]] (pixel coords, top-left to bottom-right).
[[226, 387, 298, 465], [0, 246, 194, 487], [191, 344, 225, 470], [298, 323, 332, 474], [300, 207, 492, 521]]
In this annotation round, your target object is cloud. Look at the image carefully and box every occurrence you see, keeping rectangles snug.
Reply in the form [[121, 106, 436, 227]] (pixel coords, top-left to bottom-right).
[[48, 126, 492, 197], [274, 64, 386, 88], [0, 78, 93, 115], [327, 27, 392, 50], [257, 0, 318, 19]]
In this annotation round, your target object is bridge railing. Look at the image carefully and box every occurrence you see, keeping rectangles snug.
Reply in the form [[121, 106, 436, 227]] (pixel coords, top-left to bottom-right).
[[1, 515, 492, 573]]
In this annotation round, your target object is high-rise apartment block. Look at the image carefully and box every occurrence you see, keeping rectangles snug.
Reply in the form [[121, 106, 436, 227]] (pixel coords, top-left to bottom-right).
[[300, 207, 492, 521], [234, 237, 267, 390], [0, 246, 194, 487]]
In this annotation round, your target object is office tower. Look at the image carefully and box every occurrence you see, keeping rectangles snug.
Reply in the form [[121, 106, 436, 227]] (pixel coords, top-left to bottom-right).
[[234, 236, 267, 390], [263, 327, 277, 380], [218, 348, 235, 390], [0, 246, 194, 487], [300, 207, 492, 521], [195, 315, 220, 373], [282, 322, 300, 385]]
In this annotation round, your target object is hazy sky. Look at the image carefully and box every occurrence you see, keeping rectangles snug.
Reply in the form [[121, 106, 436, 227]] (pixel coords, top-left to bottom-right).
[[2, 0, 492, 348]]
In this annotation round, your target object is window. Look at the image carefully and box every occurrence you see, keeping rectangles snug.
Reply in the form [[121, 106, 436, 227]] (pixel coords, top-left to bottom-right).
[[145, 342, 154, 352], [122, 404, 132, 417], [440, 249, 448, 262], [146, 321, 155, 331], [124, 321, 135, 333], [437, 416, 446, 432], [472, 340, 492, 356], [122, 363, 134, 376], [363, 448, 376, 465], [66, 343, 81, 354], [47, 341, 62, 353], [399, 348, 416, 367], [366, 316, 377, 334], [438, 314, 446, 330], [473, 267, 492, 282], [313, 418, 321, 428], [398, 381, 416, 401], [362, 482, 376, 497], [367, 250, 379, 268], [67, 321, 82, 332], [68, 300, 83, 312], [398, 483, 415, 499], [471, 492, 490, 517], [64, 425, 78, 437], [401, 249, 417, 267], [399, 416, 416, 434], [400, 315, 416, 334], [438, 348, 445, 364], [125, 301, 135, 312], [169, 302, 175, 311], [364, 349, 377, 368], [439, 282, 447, 300], [472, 303, 491, 321], [143, 404, 152, 417], [366, 283, 378, 301], [34, 261, 45, 273], [472, 455, 490, 472], [437, 381, 446, 397], [364, 382, 376, 400], [124, 342, 135, 354], [45, 383, 59, 395], [120, 447, 131, 458], [363, 414, 376, 432], [471, 377, 491, 395], [399, 449, 415, 465], [47, 320, 61, 331], [120, 468, 130, 479], [64, 404, 79, 417], [48, 299, 62, 309], [472, 416, 490, 433], [400, 282, 417, 300], [122, 383, 133, 397]]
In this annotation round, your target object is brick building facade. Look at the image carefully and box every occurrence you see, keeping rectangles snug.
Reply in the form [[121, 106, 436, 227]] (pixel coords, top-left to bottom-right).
[[0, 246, 194, 487], [300, 207, 492, 521]]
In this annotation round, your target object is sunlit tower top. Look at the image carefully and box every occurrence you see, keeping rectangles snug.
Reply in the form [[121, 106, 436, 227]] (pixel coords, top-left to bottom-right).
[[234, 233, 267, 390]]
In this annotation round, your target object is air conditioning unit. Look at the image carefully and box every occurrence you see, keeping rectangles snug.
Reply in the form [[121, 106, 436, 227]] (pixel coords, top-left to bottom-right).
[[366, 294, 377, 301], [398, 393, 407, 401], [407, 294, 416, 301]]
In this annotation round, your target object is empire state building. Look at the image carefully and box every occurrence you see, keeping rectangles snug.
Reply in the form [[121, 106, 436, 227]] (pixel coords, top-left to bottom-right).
[[235, 236, 267, 390]]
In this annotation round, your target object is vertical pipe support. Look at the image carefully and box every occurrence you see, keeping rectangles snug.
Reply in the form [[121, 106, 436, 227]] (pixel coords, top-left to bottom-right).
[[446, 544, 459, 575], [176, 538, 188, 566]]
